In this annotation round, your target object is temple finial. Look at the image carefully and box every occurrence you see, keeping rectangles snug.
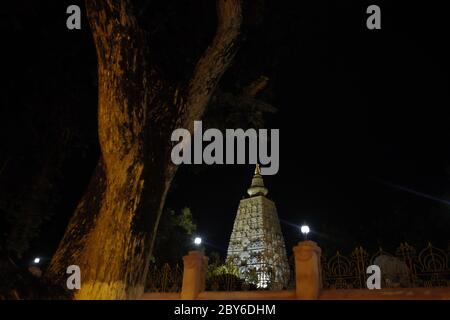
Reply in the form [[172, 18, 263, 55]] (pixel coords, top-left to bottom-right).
[[247, 164, 268, 197], [255, 163, 261, 175]]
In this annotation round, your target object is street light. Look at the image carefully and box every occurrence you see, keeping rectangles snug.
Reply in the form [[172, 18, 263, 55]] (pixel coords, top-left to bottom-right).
[[33, 257, 41, 264], [194, 237, 202, 246], [300, 225, 310, 240]]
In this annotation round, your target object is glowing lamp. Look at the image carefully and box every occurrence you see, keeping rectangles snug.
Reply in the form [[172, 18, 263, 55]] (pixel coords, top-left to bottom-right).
[[300, 225, 310, 240], [194, 237, 202, 245]]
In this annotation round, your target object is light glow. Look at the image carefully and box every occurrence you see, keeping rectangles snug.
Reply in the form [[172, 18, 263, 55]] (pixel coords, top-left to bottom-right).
[[300, 225, 310, 235]]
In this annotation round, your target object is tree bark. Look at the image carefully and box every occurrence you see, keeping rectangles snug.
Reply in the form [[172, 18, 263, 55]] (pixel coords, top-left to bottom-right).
[[46, 0, 242, 299]]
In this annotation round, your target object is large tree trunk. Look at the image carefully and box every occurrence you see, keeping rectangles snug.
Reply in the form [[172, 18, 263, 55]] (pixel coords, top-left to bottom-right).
[[46, 0, 242, 299]]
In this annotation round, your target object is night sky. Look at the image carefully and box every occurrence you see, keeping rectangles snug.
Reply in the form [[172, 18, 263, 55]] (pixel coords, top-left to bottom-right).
[[2, 1, 450, 266]]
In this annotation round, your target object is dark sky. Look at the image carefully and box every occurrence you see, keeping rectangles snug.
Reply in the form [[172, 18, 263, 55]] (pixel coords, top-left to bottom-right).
[[2, 1, 450, 265], [166, 1, 450, 256]]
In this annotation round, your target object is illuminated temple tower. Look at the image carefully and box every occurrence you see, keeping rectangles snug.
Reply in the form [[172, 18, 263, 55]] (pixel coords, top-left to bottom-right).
[[226, 165, 290, 289]]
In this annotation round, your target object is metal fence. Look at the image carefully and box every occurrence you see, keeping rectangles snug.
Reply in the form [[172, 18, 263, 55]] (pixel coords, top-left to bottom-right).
[[146, 263, 278, 292], [146, 263, 183, 292], [205, 273, 258, 291], [145, 242, 450, 292], [321, 242, 450, 289]]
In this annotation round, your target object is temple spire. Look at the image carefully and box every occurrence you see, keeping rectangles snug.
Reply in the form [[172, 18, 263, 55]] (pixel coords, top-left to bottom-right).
[[227, 164, 289, 289], [247, 164, 268, 197]]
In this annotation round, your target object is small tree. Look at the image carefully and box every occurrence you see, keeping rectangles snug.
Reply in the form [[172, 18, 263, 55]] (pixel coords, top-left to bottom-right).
[[151, 207, 196, 265]]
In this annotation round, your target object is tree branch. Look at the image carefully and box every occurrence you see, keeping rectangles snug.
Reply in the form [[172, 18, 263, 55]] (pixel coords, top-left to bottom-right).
[[240, 76, 269, 99], [180, 0, 243, 131]]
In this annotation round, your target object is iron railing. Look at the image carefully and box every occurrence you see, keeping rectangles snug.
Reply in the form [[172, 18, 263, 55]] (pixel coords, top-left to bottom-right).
[[321, 242, 450, 289], [145, 242, 450, 292], [146, 263, 183, 292]]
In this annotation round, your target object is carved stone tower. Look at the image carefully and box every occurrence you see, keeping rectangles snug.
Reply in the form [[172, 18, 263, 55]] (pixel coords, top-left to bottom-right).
[[226, 165, 290, 289]]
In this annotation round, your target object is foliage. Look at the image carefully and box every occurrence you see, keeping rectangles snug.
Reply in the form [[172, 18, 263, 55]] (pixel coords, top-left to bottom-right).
[[151, 207, 197, 265], [208, 258, 240, 278], [173, 207, 196, 235], [205, 254, 257, 291], [204, 85, 277, 131]]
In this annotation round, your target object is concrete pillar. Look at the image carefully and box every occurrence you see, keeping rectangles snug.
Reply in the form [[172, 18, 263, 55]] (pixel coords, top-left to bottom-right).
[[180, 250, 208, 300], [293, 240, 322, 300]]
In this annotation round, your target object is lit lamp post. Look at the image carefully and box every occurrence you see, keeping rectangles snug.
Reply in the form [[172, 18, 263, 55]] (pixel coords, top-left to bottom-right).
[[193, 237, 202, 246], [300, 225, 310, 241], [29, 256, 43, 277], [193, 236, 203, 253]]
